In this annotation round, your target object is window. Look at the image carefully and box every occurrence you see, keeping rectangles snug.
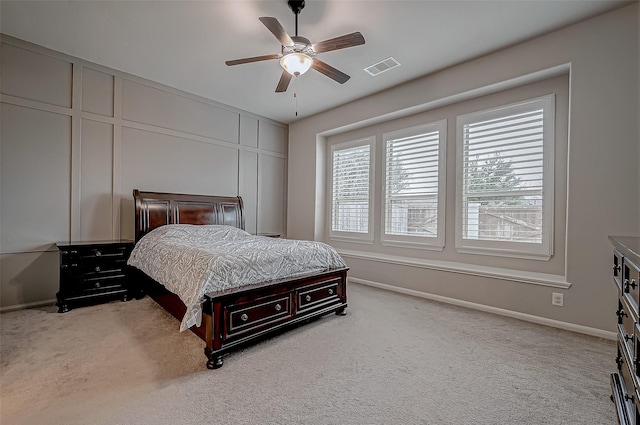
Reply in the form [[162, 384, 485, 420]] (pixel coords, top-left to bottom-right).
[[382, 121, 446, 249], [456, 95, 555, 259], [329, 137, 375, 242]]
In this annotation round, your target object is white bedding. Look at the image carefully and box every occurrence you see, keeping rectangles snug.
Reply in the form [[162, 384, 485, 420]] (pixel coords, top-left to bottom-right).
[[127, 224, 346, 331]]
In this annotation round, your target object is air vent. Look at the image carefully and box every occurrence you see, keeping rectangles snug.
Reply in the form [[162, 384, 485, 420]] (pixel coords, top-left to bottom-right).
[[363, 57, 400, 76]]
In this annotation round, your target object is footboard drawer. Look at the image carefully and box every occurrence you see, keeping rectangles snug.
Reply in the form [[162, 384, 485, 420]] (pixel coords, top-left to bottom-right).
[[225, 293, 293, 339], [297, 279, 341, 314]]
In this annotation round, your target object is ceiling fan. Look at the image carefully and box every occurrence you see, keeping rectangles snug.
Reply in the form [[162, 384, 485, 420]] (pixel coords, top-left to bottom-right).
[[225, 0, 365, 93]]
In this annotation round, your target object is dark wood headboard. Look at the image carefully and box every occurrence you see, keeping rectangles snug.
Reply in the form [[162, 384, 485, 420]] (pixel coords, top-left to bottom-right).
[[133, 189, 245, 242]]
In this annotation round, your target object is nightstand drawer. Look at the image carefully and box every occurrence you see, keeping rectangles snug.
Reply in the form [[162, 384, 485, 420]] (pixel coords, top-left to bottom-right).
[[60, 245, 129, 262], [75, 274, 127, 292], [64, 260, 127, 277]]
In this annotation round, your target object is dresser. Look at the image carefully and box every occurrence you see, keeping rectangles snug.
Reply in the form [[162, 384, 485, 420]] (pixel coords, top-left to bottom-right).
[[610, 236, 640, 425], [56, 240, 135, 313]]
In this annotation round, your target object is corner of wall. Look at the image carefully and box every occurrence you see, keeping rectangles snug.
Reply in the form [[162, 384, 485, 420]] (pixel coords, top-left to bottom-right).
[[314, 134, 327, 241]]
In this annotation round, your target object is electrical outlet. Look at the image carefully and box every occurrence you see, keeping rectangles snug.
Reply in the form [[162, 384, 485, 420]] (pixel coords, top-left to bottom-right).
[[552, 292, 564, 307]]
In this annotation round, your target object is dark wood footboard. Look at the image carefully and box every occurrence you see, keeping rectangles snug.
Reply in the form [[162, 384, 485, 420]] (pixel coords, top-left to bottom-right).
[[202, 267, 348, 368], [131, 266, 348, 368]]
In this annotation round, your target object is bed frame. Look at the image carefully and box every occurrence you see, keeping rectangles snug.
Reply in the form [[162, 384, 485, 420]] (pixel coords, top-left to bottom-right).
[[131, 189, 348, 369]]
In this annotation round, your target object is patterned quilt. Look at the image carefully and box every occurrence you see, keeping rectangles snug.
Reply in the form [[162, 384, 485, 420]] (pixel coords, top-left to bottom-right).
[[128, 224, 346, 331]]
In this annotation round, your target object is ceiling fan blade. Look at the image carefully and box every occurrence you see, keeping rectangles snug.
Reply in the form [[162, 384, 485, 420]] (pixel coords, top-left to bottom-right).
[[275, 71, 293, 93], [259, 17, 294, 47], [311, 59, 350, 84], [225, 54, 280, 66], [312, 32, 365, 54]]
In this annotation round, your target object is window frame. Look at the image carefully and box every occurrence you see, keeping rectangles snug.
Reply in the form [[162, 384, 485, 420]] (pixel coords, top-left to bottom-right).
[[328, 136, 376, 244], [381, 120, 447, 250], [455, 95, 555, 260]]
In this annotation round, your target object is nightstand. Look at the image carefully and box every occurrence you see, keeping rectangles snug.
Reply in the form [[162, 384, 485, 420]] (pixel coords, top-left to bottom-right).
[[56, 240, 134, 313]]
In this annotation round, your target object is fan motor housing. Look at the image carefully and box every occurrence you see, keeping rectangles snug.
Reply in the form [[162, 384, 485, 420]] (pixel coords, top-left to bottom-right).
[[283, 36, 314, 56]]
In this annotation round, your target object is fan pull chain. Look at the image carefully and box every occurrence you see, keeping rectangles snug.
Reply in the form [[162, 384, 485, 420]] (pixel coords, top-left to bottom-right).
[[293, 76, 299, 117]]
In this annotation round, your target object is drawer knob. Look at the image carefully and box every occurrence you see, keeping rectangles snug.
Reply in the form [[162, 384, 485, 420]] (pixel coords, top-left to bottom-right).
[[95, 250, 102, 257], [61, 251, 69, 256], [70, 250, 78, 255], [616, 355, 623, 367], [616, 308, 628, 319], [624, 279, 631, 293], [630, 279, 638, 290], [625, 393, 635, 403], [613, 264, 621, 273], [328, 288, 334, 295], [274, 303, 282, 311], [625, 334, 634, 342], [240, 313, 248, 322], [95, 282, 101, 288], [305, 295, 311, 302], [95, 266, 101, 272]]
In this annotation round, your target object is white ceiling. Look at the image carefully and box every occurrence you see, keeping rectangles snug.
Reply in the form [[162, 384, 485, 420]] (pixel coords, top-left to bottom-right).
[[0, 0, 631, 124]]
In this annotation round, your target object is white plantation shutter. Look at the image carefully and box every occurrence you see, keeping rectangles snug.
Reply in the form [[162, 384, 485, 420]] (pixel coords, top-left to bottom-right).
[[331, 139, 373, 238], [456, 96, 554, 259], [383, 121, 446, 248]]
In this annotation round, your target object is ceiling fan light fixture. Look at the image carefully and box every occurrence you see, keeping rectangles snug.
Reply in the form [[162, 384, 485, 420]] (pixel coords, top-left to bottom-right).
[[280, 52, 312, 76], [225, 1, 364, 94]]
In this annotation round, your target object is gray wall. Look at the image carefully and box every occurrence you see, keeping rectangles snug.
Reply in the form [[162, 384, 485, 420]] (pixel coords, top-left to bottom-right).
[[0, 35, 288, 310], [287, 4, 639, 335]]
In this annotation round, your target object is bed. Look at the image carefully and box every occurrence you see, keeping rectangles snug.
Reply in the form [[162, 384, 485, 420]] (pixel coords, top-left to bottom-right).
[[129, 189, 349, 369]]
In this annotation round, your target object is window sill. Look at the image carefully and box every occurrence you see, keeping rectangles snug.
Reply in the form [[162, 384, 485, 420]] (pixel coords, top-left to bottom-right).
[[455, 245, 551, 261], [337, 249, 570, 289], [381, 239, 444, 251], [329, 235, 374, 245]]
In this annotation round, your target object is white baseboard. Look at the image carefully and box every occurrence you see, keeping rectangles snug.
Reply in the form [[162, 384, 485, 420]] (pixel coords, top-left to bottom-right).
[[0, 299, 56, 313], [349, 277, 616, 341], [2, 281, 617, 341]]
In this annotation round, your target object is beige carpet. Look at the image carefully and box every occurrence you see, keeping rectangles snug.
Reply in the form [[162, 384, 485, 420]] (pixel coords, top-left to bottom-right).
[[1, 283, 617, 425]]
